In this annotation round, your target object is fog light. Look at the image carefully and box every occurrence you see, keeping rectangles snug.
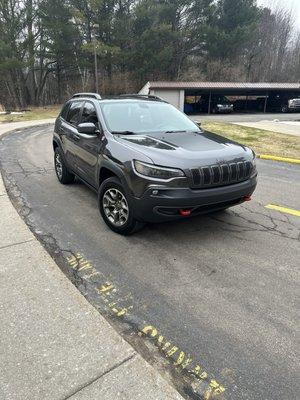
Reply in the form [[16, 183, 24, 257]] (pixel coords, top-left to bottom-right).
[[152, 190, 158, 195]]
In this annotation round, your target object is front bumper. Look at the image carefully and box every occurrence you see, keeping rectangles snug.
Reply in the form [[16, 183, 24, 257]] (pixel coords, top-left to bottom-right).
[[131, 176, 257, 223], [288, 105, 300, 111], [217, 106, 233, 113]]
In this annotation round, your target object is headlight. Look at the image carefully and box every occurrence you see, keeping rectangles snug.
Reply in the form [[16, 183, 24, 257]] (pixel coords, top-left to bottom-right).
[[133, 160, 185, 180], [217, 104, 223, 107]]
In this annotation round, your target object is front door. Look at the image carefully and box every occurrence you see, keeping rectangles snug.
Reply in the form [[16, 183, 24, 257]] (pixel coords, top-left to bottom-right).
[[75, 101, 104, 187]]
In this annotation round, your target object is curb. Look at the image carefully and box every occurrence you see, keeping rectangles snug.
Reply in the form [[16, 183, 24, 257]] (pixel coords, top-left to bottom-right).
[[0, 123, 54, 142], [257, 154, 300, 165], [0, 119, 55, 139]]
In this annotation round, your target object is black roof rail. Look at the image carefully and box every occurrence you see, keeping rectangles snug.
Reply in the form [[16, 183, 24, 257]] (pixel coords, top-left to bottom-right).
[[72, 92, 102, 100], [119, 94, 164, 101]]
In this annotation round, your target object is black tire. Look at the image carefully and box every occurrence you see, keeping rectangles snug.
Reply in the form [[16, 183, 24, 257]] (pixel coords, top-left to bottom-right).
[[54, 147, 75, 184], [98, 177, 144, 235]]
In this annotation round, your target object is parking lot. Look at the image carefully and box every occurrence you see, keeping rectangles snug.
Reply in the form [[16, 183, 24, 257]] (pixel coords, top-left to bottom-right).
[[0, 125, 299, 400]]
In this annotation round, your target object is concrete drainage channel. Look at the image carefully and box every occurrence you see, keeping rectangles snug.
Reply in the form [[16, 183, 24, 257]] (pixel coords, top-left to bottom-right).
[[1, 168, 225, 400]]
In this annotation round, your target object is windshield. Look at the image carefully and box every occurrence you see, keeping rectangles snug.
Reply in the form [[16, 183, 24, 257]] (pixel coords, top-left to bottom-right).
[[213, 96, 230, 104], [100, 101, 200, 134]]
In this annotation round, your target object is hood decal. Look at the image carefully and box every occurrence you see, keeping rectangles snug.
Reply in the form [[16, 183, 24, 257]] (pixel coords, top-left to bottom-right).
[[120, 135, 176, 151]]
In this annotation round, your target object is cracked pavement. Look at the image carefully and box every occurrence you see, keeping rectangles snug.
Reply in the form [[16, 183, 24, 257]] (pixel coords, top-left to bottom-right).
[[0, 125, 299, 400]]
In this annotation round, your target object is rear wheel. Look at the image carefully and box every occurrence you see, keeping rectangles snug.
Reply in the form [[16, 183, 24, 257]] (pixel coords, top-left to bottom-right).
[[54, 147, 75, 184], [98, 177, 144, 235]]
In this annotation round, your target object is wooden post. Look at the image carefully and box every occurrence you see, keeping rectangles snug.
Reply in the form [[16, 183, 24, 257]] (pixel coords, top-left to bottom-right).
[[208, 91, 212, 114], [263, 92, 268, 113]]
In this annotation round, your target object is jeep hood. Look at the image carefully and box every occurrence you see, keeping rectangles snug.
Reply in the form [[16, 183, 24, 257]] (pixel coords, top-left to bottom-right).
[[115, 130, 253, 169]]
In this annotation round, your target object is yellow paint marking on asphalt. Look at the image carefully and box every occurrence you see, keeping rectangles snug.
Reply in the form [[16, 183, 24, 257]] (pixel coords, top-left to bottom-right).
[[157, 335, 164, 346], [174, 351, 186, 366], [67, 256, 77, 263], [68, 261, 78, 267], [214, 386, 226, 394], [193, 365, 202, 375], [98, 283, 114, 293], [258, 154, 300, 164], [162, 341, 171, 351], [181, 355, 193, 369], [67, 254, 135, 321], [66, 254, 225, 396], [265, 204, 300, 217], [140, 325, 158, 337], [166, 346, 179, 357], [83, 271, 100, 279], [67, 253, 85, 269], [139, 324, 225, 395], [78, 260, 90, 266], [199, 371, 208, 380], [111, 306, 132, 317], [78, 263, 92, 271]]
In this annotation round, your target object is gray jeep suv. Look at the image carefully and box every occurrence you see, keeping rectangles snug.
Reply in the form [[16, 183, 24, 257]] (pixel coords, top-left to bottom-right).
[[53, 93, 257, 234]]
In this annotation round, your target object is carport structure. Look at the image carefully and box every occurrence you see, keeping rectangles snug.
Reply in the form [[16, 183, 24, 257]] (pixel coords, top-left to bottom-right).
[[139, 81, 300, 114]]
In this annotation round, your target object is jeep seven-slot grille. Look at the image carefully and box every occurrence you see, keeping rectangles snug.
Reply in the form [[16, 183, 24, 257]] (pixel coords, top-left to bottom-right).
[[190, 161, 253, 188]]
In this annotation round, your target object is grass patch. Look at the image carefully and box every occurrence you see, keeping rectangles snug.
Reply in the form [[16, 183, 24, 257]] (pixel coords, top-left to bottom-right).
[[0, 105, 61, 123], [202, 122, 300, 159]]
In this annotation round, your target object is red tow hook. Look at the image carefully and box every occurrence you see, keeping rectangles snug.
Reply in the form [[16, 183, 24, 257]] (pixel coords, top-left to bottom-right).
[[179, 209, 191, 216], [243, 195, 252, 201]]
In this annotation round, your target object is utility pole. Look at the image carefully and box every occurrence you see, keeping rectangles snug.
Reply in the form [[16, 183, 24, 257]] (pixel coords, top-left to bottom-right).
[[93, 39, 99, 93]]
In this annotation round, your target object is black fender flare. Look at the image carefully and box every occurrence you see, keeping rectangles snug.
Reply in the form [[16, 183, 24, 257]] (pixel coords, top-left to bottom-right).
[[98, 159, 132, 195], [52, 137, 70, 168]]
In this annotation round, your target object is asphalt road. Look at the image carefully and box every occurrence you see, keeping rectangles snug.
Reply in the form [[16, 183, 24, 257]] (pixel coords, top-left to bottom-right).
[[192, 112, 300, 123], [0, 126, 299, 400]]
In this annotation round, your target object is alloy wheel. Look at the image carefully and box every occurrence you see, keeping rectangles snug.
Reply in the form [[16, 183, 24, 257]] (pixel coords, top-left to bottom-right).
[[103, 188, 129, 227], [55, 152, 63, 180]]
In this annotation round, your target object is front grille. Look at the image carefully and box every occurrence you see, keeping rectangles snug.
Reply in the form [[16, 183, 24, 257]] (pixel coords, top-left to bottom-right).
[[190, 161, 253, 188]]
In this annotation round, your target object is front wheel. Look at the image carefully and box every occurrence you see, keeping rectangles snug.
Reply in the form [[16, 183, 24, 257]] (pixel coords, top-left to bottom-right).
[[98, 177, 144, 235], [281, 105, 288, 113]]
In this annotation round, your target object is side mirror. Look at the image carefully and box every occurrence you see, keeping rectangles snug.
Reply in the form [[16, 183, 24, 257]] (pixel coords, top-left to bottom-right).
[[77, 122, 97, 135]]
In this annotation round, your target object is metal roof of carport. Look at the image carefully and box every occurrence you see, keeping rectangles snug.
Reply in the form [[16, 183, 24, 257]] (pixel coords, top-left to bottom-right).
[[147, 81, 300, 90]]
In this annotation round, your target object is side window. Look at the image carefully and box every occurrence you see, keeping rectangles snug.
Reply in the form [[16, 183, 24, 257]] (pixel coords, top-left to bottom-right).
[[81, 102, 99, 125], [66, 101, 83, 126], [60, 102, 70, 120]]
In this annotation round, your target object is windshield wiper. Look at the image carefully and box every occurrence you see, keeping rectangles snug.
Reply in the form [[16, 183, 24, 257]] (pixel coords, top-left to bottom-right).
[[111, 130, 136, 135], [164, 130, 188, 133]]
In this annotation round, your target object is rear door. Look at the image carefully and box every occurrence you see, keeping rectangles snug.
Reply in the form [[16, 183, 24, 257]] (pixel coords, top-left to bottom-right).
[[75, 101, 104, 187], [60, 100, 84, 170]]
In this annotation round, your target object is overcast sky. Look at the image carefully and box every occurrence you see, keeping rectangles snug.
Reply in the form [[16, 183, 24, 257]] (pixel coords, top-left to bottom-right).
[[257, 0, 300, 27]]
